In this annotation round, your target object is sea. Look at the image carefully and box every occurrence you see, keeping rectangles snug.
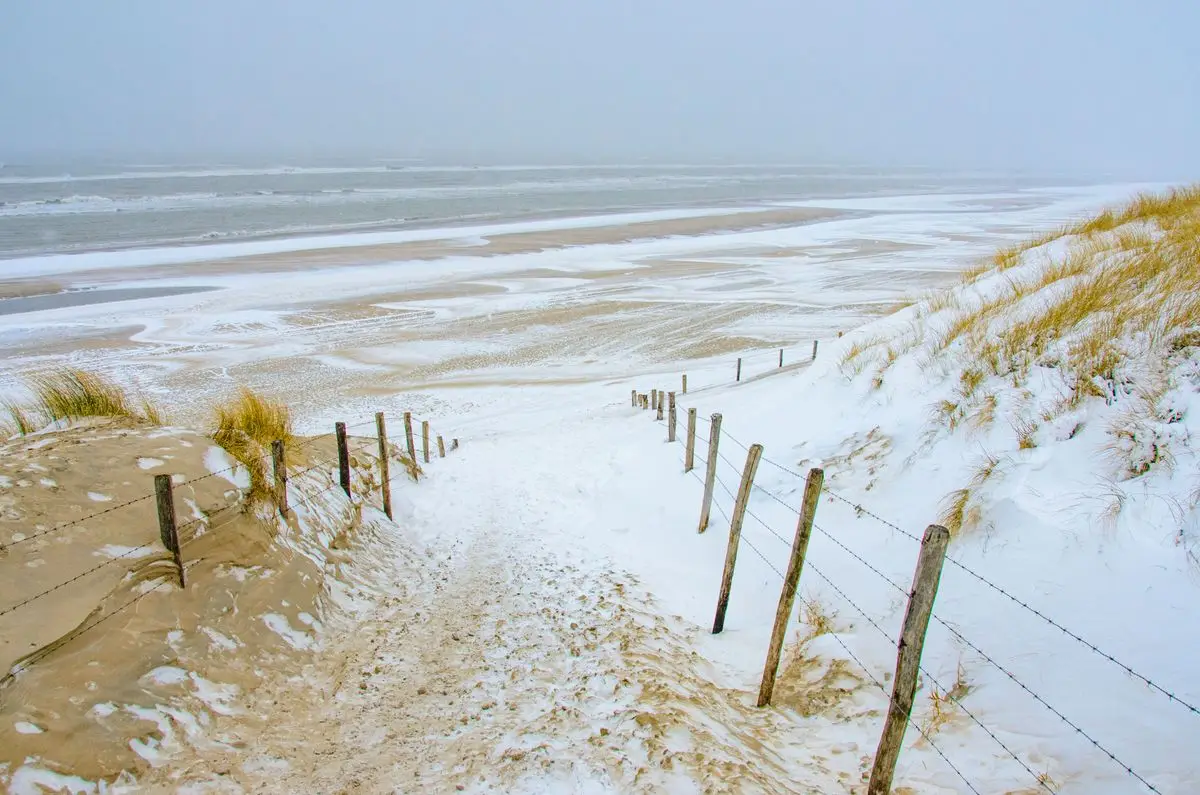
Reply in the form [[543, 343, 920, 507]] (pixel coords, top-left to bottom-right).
[[0, 159, 1082, 260]]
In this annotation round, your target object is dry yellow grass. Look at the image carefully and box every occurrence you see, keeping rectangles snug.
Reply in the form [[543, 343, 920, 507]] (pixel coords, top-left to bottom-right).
[[899, 186, 1200, 447], [938, 454, 1001, 536], [3, 369, 163, 435], [211, 388, 294, 502]]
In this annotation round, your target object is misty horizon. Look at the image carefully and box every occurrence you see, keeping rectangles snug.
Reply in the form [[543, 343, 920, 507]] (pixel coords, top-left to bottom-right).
[[3, 1, 1199, 180]]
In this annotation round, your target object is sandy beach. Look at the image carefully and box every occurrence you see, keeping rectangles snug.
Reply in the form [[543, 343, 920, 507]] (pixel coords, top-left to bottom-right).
[[0, 187, 1138, 428]]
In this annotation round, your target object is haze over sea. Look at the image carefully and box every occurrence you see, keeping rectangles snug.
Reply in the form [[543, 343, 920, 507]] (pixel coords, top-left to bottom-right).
[[0, 159, 1090, 260]]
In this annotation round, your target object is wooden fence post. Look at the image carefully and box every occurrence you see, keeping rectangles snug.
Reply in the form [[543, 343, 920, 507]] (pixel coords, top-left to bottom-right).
[[335, 422, 351, 497], [682, 374, 687, 394], [631, 389, 637, 408], [451, 438, 459, 451], [697, 413, 723, 533], [812, 340, 819, 361], [867, 524, 952, 795], [779, 349, 784, 368], [667, 392, 677, 442], [375, 412, 393, 520], [651, 389, 657, 413], [656, 392, 664, 421], [437, 435, 446, 458], [271, 439, 289, 518], [712, 443, 763, 634], [736, 357, 742, 382], [685, 408, 697, 472], [420, 420, 429, 463], [154, 474, 186, 588], [403, 411, 417, 466], [756, 467, 825, 706]]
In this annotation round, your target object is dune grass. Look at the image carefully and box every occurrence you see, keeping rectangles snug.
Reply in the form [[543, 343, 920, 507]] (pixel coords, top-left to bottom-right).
[[3, 368, 163, 436], [210, 388, 294, 502]]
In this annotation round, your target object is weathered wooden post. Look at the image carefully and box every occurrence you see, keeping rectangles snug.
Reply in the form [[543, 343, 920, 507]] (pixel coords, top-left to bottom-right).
[[335, 421, 351, 497], [812, 340, 819, 361], [651, 389, 658, 413], [154, 474, 186, 588], [697, 413, 723, 533], [867, 524, 952, 795], [682, 374, 688, 394], [779, 349, 784, 368], [403, 411, 417, 467], [712, 443, 763, 634], [631, 389, 638, 408], [421, 420, 430, 464], [451, 438, 459, 451], [757, 467, 825, 707], [271, 439, 289, 519], [736, 357, 742, 382], [684, 408, 697, 472], [437, 435, 446, 458], [375, 412, 393, 520], [667, 392, 677, 442], [656, 392, 664, 421]]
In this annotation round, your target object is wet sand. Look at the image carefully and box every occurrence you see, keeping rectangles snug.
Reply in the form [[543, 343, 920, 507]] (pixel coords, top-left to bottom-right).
[[0, 285, 218, 315]]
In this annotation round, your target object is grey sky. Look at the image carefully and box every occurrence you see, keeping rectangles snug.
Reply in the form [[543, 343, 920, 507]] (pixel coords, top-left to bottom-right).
[[2, 1, 1197, 176]]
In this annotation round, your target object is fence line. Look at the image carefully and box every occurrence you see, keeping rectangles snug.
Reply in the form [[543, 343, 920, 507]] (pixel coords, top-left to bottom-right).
[[685, 442, 986, 793], [673, 401, 1199, 725], [634, 385, 1170, 794], [753, 451, 1200, 722], [1, 407, 461, 687]]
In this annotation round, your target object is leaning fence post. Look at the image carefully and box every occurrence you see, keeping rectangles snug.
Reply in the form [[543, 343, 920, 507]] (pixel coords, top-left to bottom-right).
[[667, 392, 677, 442], [697, 413, 723, 533], [682, 374, 688, 394], [812, 340, 819, 361], [271, 439, 289, 519], [712, 443, 763, 634], [757, 467, 825, 706], [403, 411, 417, 467], [375, 412, 393, 520], [736, 357, 742, 382], [685, 408, 697, 472], [437, 435, 446, 458], [421, 420, 430, 464], [867, 524, 952, 795], [631, 388, 637, 408], [335, 421, 351, 497], [154, 474, 186, 588]]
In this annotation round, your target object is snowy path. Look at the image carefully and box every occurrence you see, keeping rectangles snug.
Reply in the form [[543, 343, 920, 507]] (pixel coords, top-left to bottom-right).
[[147, 405, 880, 794]]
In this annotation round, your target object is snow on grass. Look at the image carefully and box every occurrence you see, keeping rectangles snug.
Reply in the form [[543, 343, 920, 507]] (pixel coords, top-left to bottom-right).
[[14, 721, 44, 734], [86, 491, 111, 502], [136, 457, 164, 470]]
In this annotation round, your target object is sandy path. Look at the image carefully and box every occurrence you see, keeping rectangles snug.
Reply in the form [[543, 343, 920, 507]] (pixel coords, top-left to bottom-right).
[[142, 417, 875, 794]]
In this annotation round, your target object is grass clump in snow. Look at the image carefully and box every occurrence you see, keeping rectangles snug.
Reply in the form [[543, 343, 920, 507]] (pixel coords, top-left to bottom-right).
[[862, 185, 1200, 471], [211, 388, 294, 502], [3, 368, 163, 435]]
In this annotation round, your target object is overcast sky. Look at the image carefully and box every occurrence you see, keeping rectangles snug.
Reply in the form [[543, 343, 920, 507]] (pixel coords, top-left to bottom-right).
[[2, 1, 1197, 176]]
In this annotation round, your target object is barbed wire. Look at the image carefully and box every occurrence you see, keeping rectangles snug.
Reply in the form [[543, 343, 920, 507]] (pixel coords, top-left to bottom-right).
[[750, 445, 1200, 723], [722, 495, 984, 794], [2, 575, 175, 686], [0, 540, 160, 618], [0, 492, 157, 553], [749, 479, 1159, 793], [657, 411, 1149, 793]]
